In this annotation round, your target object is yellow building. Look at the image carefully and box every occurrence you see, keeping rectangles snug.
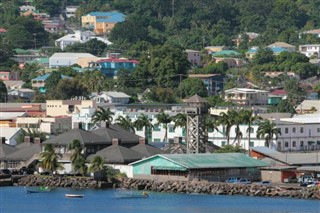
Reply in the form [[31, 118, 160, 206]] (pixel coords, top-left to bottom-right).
[[81, 11, 125, 35], [46, 100, 96, 117]]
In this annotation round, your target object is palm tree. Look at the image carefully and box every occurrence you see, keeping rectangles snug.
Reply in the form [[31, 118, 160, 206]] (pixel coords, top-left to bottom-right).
[[155, 111, 172, 142], [88, 156, 105, 173], [231, 110, 243, 145], [91, 106, 115, 125], [134, 113, 154, 142], [68, 139, 86, 175], [80, 70, 106, 94], [242, 110, 262, 147], [218, 110, 236, 145], [172, 113, 187, 142], [115, 115, 135, 133], [256, 120, 281, 148], [39, 144, 64, 174]]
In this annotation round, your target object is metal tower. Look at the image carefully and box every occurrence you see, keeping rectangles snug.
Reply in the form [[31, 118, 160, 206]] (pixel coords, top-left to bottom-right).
[[185, 94, 208, 154]]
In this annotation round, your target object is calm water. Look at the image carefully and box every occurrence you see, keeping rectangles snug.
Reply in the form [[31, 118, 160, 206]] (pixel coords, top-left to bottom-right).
[[0, 186, 319, 213]]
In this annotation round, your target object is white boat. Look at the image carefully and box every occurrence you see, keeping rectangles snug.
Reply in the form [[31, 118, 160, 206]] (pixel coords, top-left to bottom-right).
[[65, 194, 84, 198]]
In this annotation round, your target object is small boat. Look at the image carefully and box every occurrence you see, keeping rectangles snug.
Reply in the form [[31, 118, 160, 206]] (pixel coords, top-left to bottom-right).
[[25, 186, 51, 193], [65, 194, 84, 198]]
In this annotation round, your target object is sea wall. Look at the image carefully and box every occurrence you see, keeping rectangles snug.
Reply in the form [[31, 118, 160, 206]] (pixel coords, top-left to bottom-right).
[[16, 176, 320, 200], [17, 175, 100, 189], [119, 178, 320, 200]]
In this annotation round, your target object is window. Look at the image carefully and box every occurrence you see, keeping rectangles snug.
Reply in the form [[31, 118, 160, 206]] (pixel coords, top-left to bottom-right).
[[292, 127, 296, 133], [249, 141, 254, 147], [153, 138, 161, 142], [153, 124, 161, 131], [285, 142, 289, 147], [221, 141, 226, 146], [300, 141, 304, 147], [292, 141, 296, 147], [285, 128, 288, 134], [169, 126, 175, 133], [300, 127, 303, 133], [317, 128, 320, 133], [278, 142, 281, 147]]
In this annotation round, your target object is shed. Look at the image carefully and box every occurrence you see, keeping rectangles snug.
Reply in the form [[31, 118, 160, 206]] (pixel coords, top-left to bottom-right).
[[130, 153, 268, 182]]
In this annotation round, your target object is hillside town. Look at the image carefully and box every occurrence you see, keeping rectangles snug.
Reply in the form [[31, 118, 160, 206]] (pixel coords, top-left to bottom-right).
[[0, 0, 320, 191]]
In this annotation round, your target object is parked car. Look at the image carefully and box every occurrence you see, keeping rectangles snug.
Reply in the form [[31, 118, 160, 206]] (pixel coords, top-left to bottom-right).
[[226, 177, 241, 183], [256, 180, 272, 185], [306, 181, 320, 188], [298, 175, 313, 184], [285, 176, 298, 183], [234, 178, 251, 184]]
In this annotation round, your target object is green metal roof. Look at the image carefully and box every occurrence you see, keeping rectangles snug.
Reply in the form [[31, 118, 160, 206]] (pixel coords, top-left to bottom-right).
[[153, 166, 187, 171], [131, 153, 269, 169], [211, 50, 240, 57]]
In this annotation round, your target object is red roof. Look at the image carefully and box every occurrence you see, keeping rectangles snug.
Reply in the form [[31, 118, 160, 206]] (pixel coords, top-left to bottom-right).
[[0, 28, 7, 33], [97, 58, 139, 64], [270, 89, 288, 95]]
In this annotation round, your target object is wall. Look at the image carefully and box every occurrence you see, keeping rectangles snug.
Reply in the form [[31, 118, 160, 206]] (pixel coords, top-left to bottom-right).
[[108, 164, 132, 178], [261, 170, 282, 183]]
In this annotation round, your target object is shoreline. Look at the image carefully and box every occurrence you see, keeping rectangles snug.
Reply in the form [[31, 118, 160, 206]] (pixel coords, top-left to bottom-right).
[[14, 175, 320, 200]]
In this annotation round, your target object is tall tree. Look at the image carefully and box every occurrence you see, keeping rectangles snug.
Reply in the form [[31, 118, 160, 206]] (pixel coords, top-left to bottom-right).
[[91, 107, 115, 125], [68, 139, 87, 176], [0, 80, 8, 102], [115, 115, 135, 133], [155, 111, 172, 142], [172, 113, 187, 141], [134, 113, 154, 142], [39, 144, 63, 174], [218, 110, 236, 145], [242, 110, 261, 148], [88, 156, 105, 173], [256, 120, 281, 148]]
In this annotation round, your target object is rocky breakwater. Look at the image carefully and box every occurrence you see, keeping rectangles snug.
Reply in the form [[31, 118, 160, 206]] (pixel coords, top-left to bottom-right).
[[17, 175, 99, 189], [119, 178, 320, 200]]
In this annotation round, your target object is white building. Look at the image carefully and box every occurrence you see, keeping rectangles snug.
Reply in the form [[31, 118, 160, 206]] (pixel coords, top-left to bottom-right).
[[64, 6, 78, 18], [276, 113, 320, 151], [299, 44, 320, 58], [7, 88, 35, 101], [92, 91, 131, 104], [0, 127, 23, 146], [49, 52, 96, 68], [224, 88, 269, 106], [55, 30, 112, 51]]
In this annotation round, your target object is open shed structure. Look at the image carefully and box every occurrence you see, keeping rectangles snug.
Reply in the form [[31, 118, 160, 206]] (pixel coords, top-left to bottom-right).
[[130, 153, 268, 182]]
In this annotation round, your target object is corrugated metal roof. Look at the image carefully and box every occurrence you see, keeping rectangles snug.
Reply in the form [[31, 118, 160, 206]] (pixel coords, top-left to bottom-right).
[[131, 153, 269, 169], [153, 166, 187, 171]]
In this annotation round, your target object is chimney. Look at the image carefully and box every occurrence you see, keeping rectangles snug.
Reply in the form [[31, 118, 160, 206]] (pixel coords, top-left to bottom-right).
[[24, 136, 31, 143], [34, 137, 41, 144], [112, 138, 120, 146], [139, 138, 146, 145], [100, 121, 109, 128]]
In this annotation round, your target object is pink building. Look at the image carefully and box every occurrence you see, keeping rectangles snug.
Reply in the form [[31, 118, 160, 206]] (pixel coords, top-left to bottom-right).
[[0, 71, 20, 81], [185, 49, 202, 66]]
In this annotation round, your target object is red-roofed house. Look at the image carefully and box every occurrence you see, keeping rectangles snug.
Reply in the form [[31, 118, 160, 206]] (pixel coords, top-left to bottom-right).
[[268, 89, 288, 105]]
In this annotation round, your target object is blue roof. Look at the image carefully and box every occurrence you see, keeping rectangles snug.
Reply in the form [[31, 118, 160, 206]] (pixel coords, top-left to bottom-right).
[[32, 73, 72, 81], [271, 47, 287, 53], [87, 11, 125, 23], [247, 47, 288, 54]]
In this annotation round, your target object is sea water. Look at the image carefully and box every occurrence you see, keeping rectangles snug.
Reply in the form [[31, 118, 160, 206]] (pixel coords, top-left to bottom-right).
[[0, 186, 319, 213]]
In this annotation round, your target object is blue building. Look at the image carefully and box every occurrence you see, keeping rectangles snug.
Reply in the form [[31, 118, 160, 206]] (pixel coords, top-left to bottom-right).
[[31, 73, 72, 93], [91, 58, 139, 77]]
